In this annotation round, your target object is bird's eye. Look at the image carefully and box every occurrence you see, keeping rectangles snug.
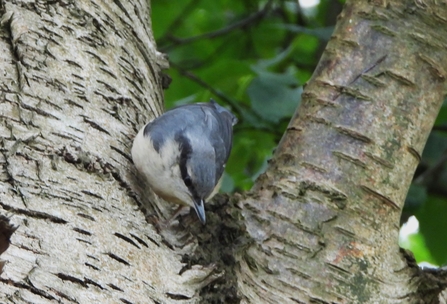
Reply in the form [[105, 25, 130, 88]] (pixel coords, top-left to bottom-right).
[[183, 175, 192, 187]]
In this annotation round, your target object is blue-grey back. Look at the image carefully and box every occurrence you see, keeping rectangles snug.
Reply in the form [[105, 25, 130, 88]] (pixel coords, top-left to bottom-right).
[[144, 101, 236, 185]]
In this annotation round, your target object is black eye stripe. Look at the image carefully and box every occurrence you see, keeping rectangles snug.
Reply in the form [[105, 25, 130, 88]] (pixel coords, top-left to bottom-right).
[[175, 132, 199, 199], [175, 133, 192, 181]]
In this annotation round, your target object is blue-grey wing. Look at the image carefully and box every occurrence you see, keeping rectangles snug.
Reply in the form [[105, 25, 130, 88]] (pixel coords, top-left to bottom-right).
[[200, 101, 236, 184], [172, 101, 235, 185], [143, 101, 236, 185]]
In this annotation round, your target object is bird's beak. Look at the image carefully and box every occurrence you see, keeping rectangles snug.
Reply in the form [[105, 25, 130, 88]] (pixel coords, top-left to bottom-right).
[[193, 199, 206, 225]]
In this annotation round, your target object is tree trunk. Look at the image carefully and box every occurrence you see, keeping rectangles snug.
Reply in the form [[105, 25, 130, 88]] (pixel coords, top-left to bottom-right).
[[237, 1, 447, 303], [1, 0, 447, 303], [0, 0, 215, 303]]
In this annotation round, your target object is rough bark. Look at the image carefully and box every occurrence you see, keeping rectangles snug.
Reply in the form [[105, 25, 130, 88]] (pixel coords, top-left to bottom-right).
[[0, 0, 219, 303], [237, 1, 447, 303]]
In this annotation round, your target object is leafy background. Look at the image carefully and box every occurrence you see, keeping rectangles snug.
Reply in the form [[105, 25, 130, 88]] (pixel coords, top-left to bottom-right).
[[152, 0, 447, 266]]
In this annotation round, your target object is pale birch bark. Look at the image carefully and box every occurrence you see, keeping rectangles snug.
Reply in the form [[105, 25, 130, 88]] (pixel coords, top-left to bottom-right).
[[0, 0, 218, 303]]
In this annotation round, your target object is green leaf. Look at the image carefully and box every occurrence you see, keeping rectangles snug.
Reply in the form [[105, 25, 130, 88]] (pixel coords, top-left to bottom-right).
[[415, 195, 447, 265], [226, 129, 276, 191], [421, 132, 447, 166], [248, 69, 302, 123], [404, 184, 427, 212], [400, 232, 437, 265], [434, 98, 447, 126]]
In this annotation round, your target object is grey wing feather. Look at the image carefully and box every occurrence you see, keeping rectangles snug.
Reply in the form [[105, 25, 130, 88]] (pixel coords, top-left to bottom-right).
[[174, 102, 235, 185], [203, 103, 235, 184], [143, 101, 236, 186]]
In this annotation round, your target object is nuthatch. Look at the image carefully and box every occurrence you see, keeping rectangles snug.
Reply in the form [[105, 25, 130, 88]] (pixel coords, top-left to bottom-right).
[[132, 100, 237, 224]]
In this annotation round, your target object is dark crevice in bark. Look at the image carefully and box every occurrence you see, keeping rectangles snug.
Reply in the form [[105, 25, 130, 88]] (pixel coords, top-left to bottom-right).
[[56, 273, 88, 288], [114, 232, 141, 249], [20, 102, 61, 120], [85, 262, 100, 271], [0, 215, 17, 257], [165, 292, 191, 300], [108, 283, 124, 291], [145, 234, 160, 247], [48, 286, 80, 303], [0, 202, 68, 224], [81, 190, 104, 200], [76, 238, 92, 245], [0, 278, 57, 301], [106, 252, 130, 266], [56, 273, 105, 290], [77, 213, 96, 221], [84, 277, 105, 290], [73, 227, 92, 235], [110, 145, 133, 162], [81, 117, 111, 135], [129, 233, 148, 247]]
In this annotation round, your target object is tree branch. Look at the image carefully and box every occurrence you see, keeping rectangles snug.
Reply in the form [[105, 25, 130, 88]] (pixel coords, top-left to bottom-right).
[[160, 0, 273, 52]]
